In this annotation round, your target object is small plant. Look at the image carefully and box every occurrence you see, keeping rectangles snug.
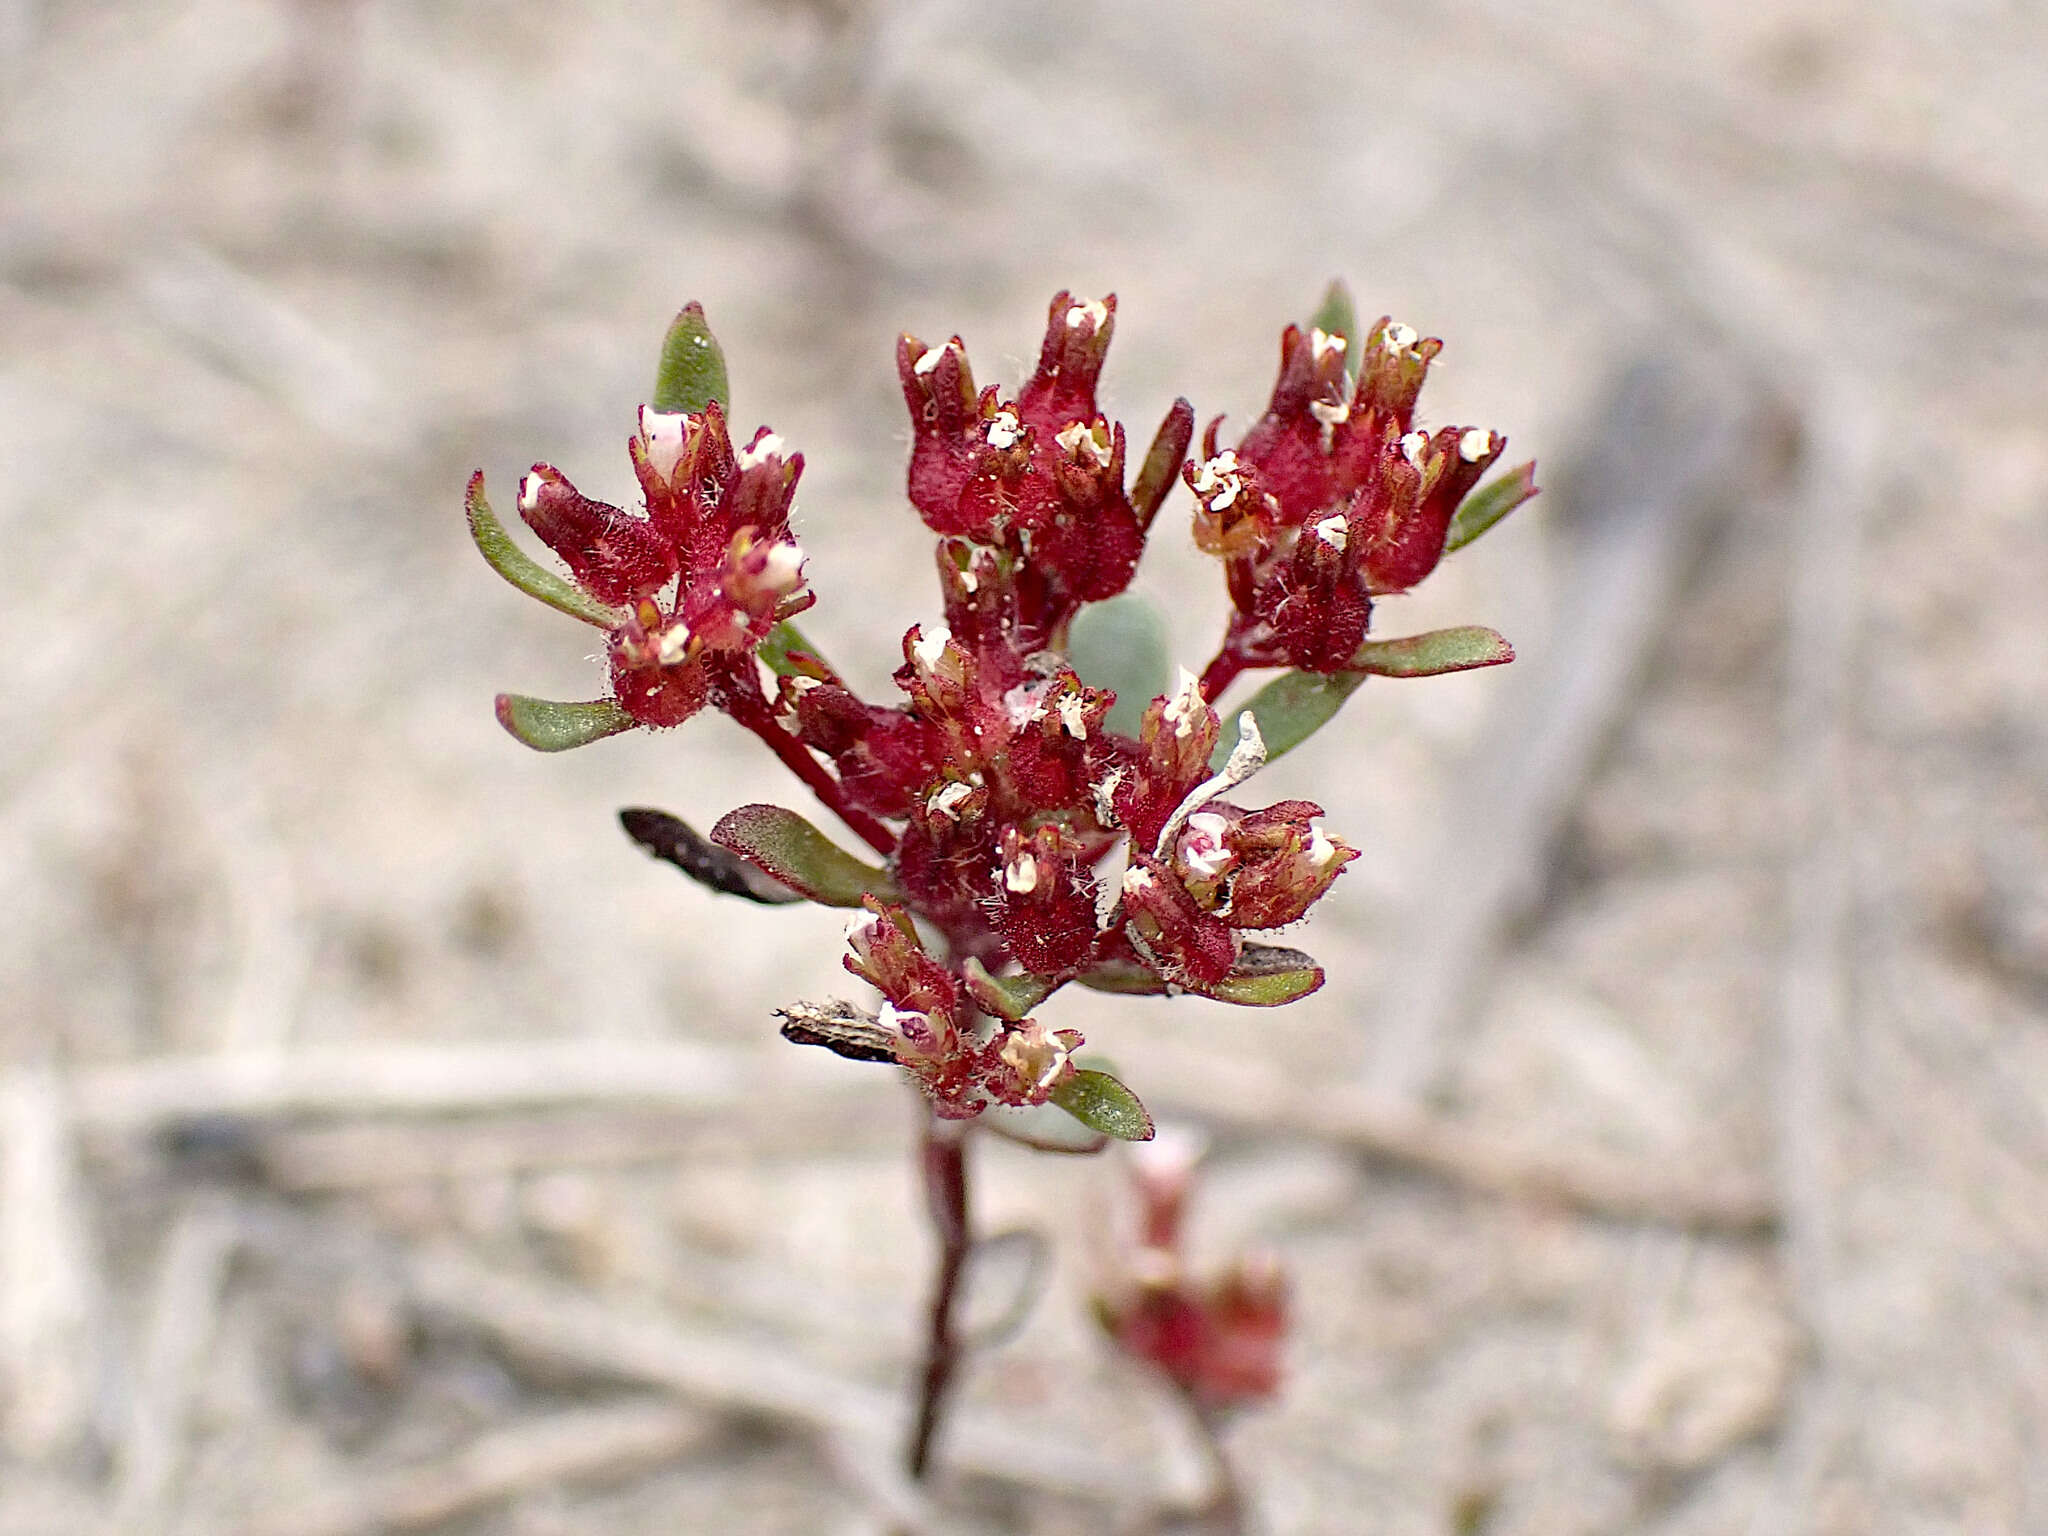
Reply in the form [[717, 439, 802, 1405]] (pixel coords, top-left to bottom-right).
[[466, 284, 1535, 1506]]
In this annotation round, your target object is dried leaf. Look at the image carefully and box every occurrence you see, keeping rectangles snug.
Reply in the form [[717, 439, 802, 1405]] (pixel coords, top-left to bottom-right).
[[619, 808, 802, 904]]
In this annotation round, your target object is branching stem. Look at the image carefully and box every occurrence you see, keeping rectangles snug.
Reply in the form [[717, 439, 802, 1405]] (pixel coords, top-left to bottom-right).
[[722, 688, 898, 857]]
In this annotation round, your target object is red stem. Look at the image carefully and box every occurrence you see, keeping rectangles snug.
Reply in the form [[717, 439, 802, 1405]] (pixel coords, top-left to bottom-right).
[[724, 692, 897, 856], [1198, 647, 1248, 704], [907, 1111, 972, 1479]]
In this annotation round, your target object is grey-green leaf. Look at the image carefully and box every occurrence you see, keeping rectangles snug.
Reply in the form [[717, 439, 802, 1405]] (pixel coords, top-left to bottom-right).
[[651, 302, 731, 416], [495, 694, 636, 752], [1444, 461, 1540, 554], [1211, 668, 1367, 770], [709, 804, 896, 909], [1066, 593, 1171, 738], [466, 472, 624, 629], [1048, 1069, 1155, 1142]]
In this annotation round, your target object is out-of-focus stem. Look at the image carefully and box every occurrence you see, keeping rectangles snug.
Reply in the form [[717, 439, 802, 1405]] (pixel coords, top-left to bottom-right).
[[906, 1112, 971, 1480], [1188, 1397, 1247, 1535]]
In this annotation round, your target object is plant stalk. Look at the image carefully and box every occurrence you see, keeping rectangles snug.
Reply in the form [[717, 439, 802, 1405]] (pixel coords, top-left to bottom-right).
[[906, 1110, 972, 1480]]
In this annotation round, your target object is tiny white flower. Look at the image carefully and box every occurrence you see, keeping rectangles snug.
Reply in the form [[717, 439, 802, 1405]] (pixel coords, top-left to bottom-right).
[[1309, 397, 1350, 429], [1004, 853, 1040, 895], [1161, 666, 1206, 738], [638, 406, 691, 480], [1056, 419, 1112, 468], [1122, 865, 1156, 896], [927, 781, 973, 820], [1003, 679, 1051, 727], [735, 432, 785, 471], [1000, 1022, 1072, 1091], [1400, 430, 1430, 468], [655, 619, 692, 666], [1382, 321, 1419, 353], [1065, 297, 1109, 331], [984, 410, 1024, 450], [1056, 693, 1089, 739], [518, 472, 545, 512], [1093, 767, 1127, 825], [758, 540, 805, 594], [1178, 811, 1235, 881], [1312, 514, 1348, 552], [1190, 450, 1245, 510], [911, 624, 952, 670], [1307, 823, 1340, 867], [1458, 427, 1494, 463], [912, 344, 949, 376], [1309, 327, 1347, 363]]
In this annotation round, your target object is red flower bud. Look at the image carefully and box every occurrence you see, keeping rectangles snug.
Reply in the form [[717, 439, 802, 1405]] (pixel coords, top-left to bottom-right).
[[1018, 291, 1116, 437], [994, 825, 1101, 977], [1212, 799, 1357, 929], [517, 465, 677, 606], [1120, 857, 1238, 988]]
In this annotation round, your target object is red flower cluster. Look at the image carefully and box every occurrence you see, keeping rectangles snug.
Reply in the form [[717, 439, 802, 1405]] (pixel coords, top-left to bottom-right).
[[1096, 1133, 1288, 1411], [472, 289, 1531, 1140], [1189, 317, 1510, 678], [516, 394, 813, 729], [898, 292, 1192, 648]]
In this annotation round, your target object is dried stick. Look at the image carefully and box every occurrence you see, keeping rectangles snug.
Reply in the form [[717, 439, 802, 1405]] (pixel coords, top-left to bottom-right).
[[1364, 358, 1776, 1105], [0, 1065, 103, 1462], [57, 1037, 1772, 1233], [236, 1398, 716, 1536], [113, 1193, 243, 1535], [1142, 1053, 1777, 1238], [403, 1244, 1143, 1510], [1753, 381, 1876, 1529]]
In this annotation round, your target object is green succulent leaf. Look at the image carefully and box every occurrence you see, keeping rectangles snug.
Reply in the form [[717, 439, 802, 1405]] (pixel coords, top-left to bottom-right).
[[1048, 1069, 1155, 1142], [1215, 628, 1515, 768], [466, 473, 625, 629], [709, 804, 896, 909], [1066, 593, 1171, 738], [651, 302, 731, 416], [1352, 626, 1515, 677], [1309, 278, 1359, 379], [1196, 944, 1326, 1006], [1444, 461, 1540, 554], [963, 959, 1056, 1023], [495, 694, 636, 752]]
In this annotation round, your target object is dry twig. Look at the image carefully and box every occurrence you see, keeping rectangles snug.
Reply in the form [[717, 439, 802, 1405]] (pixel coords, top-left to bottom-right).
[[1364, 357, 1782, 1105], [236, 1397, 718, 1536]]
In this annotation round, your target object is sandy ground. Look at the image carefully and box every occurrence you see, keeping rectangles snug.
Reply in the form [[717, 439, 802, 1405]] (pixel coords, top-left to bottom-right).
[[4, 1, 2048, 1531]]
